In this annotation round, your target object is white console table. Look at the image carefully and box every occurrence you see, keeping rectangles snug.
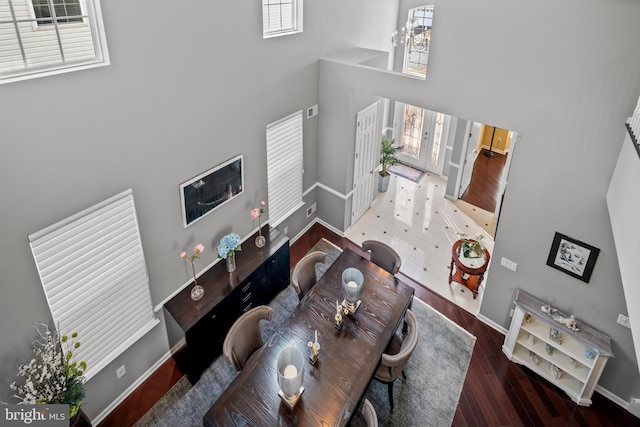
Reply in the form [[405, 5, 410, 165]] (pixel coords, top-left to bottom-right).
[[502, 289, 614, 406]]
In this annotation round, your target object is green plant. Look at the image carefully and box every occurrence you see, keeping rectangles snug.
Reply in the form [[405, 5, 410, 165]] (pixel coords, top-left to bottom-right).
[[458, 233, 485, 258], [380, 136, 402, 177], [10, 324, 86, 418]]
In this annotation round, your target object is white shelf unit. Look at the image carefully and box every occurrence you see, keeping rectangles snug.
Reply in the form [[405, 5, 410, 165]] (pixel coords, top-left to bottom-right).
[[502, 290, 614, 406]]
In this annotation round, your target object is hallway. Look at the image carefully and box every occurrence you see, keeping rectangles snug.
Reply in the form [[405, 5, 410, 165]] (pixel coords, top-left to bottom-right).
[[345, 171, 493, 315]]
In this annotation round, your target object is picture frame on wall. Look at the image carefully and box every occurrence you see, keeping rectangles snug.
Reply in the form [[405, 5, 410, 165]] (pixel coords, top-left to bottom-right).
[[546, 232, 600, 283], [180, 155, 244, 227]]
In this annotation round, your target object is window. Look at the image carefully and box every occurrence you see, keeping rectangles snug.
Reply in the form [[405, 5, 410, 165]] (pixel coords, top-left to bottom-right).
[[262, 0, 303, 38], [0, 0, 109, 84], [266, 111, 304, 227], [28, 189, 159, 380], [403, 6, 434, 77]]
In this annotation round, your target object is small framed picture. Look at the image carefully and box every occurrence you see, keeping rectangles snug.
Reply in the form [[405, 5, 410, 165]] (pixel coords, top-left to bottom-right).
[[549, 327, 562, 344], [546, 232, 600, 283]]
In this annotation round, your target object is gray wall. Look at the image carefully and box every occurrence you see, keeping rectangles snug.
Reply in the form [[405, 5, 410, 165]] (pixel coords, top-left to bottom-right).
[[315, 0, 640, 404], [0, 0, 399, 421]]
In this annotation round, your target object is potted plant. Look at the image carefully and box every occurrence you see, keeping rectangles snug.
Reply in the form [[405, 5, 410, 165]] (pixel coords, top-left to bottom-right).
[[378, 136, 402, 192]]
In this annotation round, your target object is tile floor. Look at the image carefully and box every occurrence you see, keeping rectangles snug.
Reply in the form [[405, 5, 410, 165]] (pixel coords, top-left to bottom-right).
[[345, 171, 494, 315]]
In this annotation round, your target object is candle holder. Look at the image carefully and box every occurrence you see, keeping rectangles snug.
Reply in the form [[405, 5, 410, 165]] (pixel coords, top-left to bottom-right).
[[307, 332, 320, 365], [341, 268, 364, 315], [335, 300, 348, 329], [277, 347, 305, 409]]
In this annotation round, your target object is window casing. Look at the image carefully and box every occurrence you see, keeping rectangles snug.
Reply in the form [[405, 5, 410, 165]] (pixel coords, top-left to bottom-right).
[[0, 0, 109, 84], [262, 0, 303, 38]]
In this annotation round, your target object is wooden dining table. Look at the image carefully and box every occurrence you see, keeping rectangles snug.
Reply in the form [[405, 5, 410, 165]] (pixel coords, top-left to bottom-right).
[[203, 247, 415, 427]]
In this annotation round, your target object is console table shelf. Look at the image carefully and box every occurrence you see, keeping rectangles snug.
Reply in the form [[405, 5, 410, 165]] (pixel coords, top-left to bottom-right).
[[502, 289, 613, 406], [163, 226, 290, 384]]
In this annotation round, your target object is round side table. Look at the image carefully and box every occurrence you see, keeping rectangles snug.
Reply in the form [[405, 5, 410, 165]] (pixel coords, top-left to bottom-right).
[[448, 240, 490, 299]]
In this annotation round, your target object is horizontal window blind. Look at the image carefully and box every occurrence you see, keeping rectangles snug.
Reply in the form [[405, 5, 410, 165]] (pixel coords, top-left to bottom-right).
[[28, 189, 158, 380], [262, 0, 299, 37], [266, 110, 304, 227]]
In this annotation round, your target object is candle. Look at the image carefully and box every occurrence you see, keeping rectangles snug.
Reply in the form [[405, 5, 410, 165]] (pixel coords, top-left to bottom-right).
[[314, 330, 318, 344], [283, 364, 297, 379], [336, 300, 340, 313], [347, 280, 357, 288]]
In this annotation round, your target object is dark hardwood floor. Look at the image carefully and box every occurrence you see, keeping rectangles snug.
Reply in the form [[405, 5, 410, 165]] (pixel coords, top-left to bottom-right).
[[98, 222, 639, 427], [460, 148, 507, 213]]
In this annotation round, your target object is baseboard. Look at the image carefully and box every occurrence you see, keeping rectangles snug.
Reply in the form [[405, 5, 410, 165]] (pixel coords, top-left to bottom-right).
[[476, 312, 508, 335], [92, 351, 173, 425]]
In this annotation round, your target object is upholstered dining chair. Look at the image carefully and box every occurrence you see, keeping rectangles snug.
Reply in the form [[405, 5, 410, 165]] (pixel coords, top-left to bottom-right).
[[291, 250, 327, 300], [373, 309, 419, 409], [361, 240, 402, 275], [223, 305, 272, 371], [362, 398, 379, 427]]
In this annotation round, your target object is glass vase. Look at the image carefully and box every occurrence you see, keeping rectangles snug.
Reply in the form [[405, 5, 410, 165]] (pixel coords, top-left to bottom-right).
[[226, 253, 236, 272], [190, 283, 204, 301], [255, 234, 266, 248]]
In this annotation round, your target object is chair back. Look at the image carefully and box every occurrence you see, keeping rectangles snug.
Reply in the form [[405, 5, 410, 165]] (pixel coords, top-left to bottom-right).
[[361, 240, 402, 275], [223, 305, 272, 371], [291, 251, 326, 300], [381, 309, 419, 381], [362, 398, 378, 427]]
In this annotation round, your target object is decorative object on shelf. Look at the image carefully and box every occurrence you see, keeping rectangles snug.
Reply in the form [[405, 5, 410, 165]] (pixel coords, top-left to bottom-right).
[[529, 351, 540, 365], [181, 243, 205, 301], [546, 232, 600, 283], [307, 330, 320, 365], [341, 268, 364, 314], [525, 313, 533, 324], [250, 201, 267, 248], [545, 343, 555, 355], [550, 364, 563, 380], [180, 154, 244, 228], [553, 314, 580, 331], [549, 327, 562, 344], [218, 233, 242, 273], [527, 333, 535, 346], [585, 348, 597, 360], [457, 233, 485, 258], [541, 305, 557, 315], [277, 346, 305, 409], [10, 324, 86, 419], [570, 357, 578, 368]]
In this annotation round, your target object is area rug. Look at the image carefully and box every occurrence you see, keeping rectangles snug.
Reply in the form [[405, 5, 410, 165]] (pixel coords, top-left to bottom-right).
[[134, 239, 475, 427], [388, 163, 426, 183]]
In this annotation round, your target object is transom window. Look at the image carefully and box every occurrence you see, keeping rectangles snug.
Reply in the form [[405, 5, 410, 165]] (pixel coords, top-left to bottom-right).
[[0, 0, 109, 84], [262, 0, 303, 38]]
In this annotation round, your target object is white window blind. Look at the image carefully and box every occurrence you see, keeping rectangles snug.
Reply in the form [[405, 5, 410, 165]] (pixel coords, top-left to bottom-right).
[[28, 189, 159, 380], [0, 0, 109, 84], [266, 110, 304, 227], [262, 0, 302, 38]]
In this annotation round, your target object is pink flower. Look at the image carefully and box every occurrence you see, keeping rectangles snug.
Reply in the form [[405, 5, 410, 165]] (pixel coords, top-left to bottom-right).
[[260, 201, 266, 207], [250, 208, 261, 220], [194, 244, 204, 254], [180, 252, 188, 259]]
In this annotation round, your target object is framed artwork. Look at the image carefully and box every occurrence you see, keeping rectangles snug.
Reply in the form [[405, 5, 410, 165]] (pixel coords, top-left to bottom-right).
[[546, 232, 600, 283], [549, 327, 562, 344], [180, 155, 244, 227]]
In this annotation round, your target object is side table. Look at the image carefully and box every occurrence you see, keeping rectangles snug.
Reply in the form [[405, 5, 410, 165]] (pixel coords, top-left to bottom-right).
[[448, 239, 490, 299]]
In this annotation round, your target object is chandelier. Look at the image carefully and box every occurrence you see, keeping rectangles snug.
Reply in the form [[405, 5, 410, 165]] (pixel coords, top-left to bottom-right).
[[391, 7, 433, 54]]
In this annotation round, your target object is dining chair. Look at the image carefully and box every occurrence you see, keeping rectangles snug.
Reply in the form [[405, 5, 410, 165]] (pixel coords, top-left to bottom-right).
[[362, 398, 379, 427], [361, 240, 402, 275], [223, 305, 272, 371], [291, 251, 327, 300], [374, 309, 418, 409]]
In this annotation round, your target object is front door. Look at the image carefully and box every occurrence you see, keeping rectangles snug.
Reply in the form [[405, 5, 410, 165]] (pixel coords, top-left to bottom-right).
[[395, 102, 447, 175], [351, 101, 378, 225]]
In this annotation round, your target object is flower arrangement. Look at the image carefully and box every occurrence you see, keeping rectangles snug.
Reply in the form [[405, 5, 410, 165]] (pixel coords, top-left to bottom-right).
[[180, 243, 204, 285], [250, 201, 266, 237], [10, 323, 86, 419], [217, 233, 242, 259], [457, 233, 485, 258]]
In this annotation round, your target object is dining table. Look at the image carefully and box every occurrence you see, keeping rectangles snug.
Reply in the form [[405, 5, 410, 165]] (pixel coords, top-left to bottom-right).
[[203, 247, 415, 426]]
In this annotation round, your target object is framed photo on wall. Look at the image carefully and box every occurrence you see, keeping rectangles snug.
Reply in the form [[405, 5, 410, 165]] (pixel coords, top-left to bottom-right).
[[180, 155, 244, 227], [546, 232, 600, 283]]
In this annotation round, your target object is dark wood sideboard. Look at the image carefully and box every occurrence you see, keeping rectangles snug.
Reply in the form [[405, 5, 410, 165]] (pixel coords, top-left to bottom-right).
[[163, 226, 290, 384]]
